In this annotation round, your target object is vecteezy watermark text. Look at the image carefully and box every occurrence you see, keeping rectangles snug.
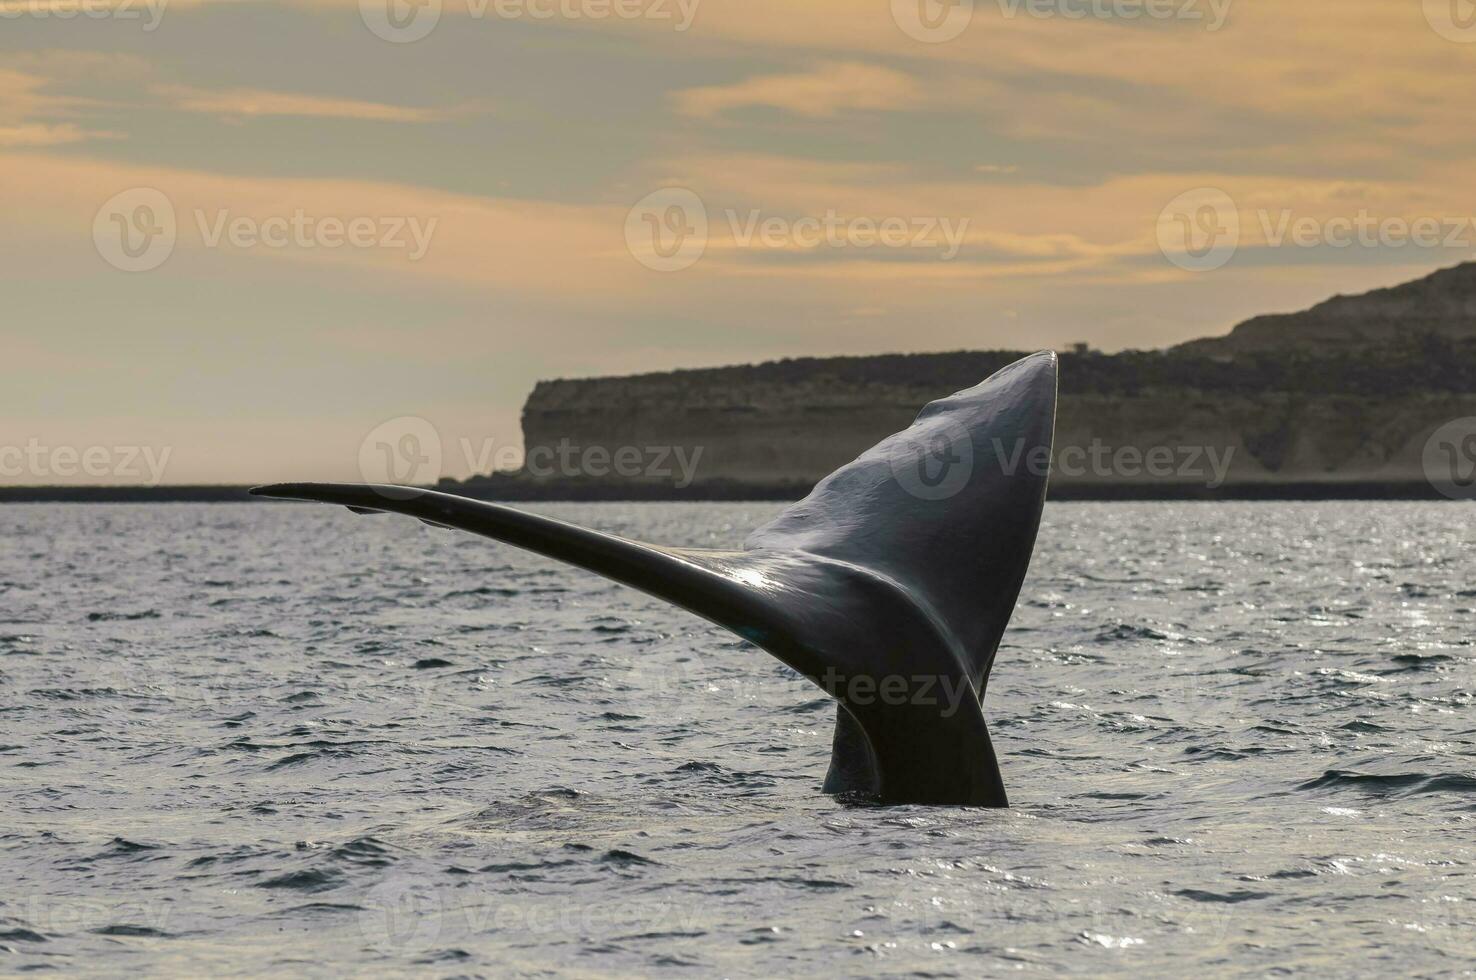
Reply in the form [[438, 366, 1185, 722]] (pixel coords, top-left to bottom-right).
[[0, 439, 172, 486], [625, 187, 970, 272], [819, 668, 974, 719], [358, 417, 706, 490], [359, 0, 699, 44], [0, 0, 167, 30], [728, 210, 969, 259], [888, 428, 1237, 500], [1003, 438, 1236, 487], [524, 439, 704, 487], [93, 187, 437, 272], [195, 209, 436, 260], [890, 0, 1233, 44], [1157, 186, 1476, 273]]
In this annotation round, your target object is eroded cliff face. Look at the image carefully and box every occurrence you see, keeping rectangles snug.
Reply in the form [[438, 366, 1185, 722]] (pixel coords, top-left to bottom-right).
[[521, 373, 1475, 489], [522, 374, 930, 484], [512, 266, 1476, 493]]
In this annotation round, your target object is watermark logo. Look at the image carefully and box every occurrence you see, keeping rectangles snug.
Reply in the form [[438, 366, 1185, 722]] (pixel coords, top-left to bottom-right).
[[818, 668, 974, 718], [998, 0, 1232, 30], [360, 0, 441, 42], [15, 895, 175, 939], [888, 435, 1235, 496], [361, 0, 699, 43], [94, 187, 176, 273], [891, 0, 1232, 41], [194, 209, 436, 260], [524, 438, 705, 488], [728, 209, 969, 259], [626, 187, 708, 272], [95, 189, 436, 271], [0, 0, 168, 30], [359, 877, 444, 953], [1157, 187, 1239, 272], [359, 417, 443, 496], [1043, 440, 1235, 488], [0, 439, 172, 486], [1257, 210, 1476, 251], [889, 422, 975, 501], [1423, 417, 1476, 500], [1159, 188, 1476, 272], [891, 0, 974, 43], [1425, 0, 1476, 42], [625, 188, 970, 271]]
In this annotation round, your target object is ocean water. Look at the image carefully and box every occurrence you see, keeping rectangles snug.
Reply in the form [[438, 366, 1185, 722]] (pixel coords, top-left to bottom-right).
[[1, 501, 1473, 977]]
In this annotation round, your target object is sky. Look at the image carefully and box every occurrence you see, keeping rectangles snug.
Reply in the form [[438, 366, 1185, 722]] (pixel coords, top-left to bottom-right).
[[5, 0, 1476, 484]]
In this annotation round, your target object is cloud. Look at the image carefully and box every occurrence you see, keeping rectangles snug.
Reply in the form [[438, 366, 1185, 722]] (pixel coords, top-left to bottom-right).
[[0, 151, 640, 296], [0, 65, 122, 146], [0, 122, 123, 146], [674, 61, 923, 119], [152, 85, 465, 123]]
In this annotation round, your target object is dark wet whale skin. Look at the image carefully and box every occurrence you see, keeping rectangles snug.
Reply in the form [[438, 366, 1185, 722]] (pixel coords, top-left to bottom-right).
[[254, 352, 1057, 805]]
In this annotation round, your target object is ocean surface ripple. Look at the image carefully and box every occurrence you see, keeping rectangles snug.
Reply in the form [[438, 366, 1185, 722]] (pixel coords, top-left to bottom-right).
[[1, 502, 1473, 976]]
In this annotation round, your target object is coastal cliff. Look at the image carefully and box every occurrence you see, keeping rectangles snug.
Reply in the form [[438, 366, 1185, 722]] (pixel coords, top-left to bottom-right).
[[473, 264, 1476, 498]]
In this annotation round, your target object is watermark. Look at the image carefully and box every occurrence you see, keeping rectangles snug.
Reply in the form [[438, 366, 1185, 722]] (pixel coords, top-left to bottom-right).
[[889, 431, 1236, 499], [524, 438, 704, 487], [621, 657, 813, 711], [347, 861, 1242, 961], [1158, 188, 1476, 272], [0, 0, 167, 30], [625, 187, 708, 272], [1257, 210, 1476, 252], [1424, 0, 1476, 43], [999, 0, 1231, 28], [1156, 187, 1239, 272], [93, 187, 176, 273], [359, 0, 700, 43], [891, 0, 1233, 43], [93, 187, 437, 272], [195, 209, 436, 260], [1423, 417, 1476, 500], [891, 0, 975, 43], [727, 209, 969, 260], [359, 416, 444, 496], [359, 0, 441, 42], [356, 418, 706, 491], [360, 877, 445, 952], [1040, 440, 1235, 488], [888, 421, 976, 502], [0, 439, 172, 486], [87, 649, 481, 721], [11, 894, 175, 939], [625, 188, 970, 272], [818, 668, 974, 719], [357, 872, 721, 954]]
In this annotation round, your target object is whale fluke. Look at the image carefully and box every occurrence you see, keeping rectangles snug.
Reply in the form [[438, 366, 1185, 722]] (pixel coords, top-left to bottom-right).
[[251, 350, 1057, 805]]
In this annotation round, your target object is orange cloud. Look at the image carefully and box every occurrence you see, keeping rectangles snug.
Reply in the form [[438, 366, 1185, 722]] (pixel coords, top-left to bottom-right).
[[0, 66, 118, 145], [0, 151, 641, 296], [153, 84, 467, 123], [0, 122, 123, 146], [674, 61, 922, 118]]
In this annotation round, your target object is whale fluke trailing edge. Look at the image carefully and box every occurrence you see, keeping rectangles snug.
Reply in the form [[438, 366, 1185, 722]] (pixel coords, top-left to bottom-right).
[[252, 351, 1057, 806]]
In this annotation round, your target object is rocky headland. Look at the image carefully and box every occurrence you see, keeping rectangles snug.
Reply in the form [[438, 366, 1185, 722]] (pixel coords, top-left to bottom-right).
[[452, 264, 1476, 500]]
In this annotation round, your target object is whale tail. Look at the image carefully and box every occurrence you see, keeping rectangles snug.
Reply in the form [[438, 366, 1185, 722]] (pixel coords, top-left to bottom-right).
[[252, 351, 1057, 805]]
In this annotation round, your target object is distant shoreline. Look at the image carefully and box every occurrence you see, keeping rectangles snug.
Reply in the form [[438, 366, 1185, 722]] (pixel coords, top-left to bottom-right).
[[0, 481, 1458, 503]]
